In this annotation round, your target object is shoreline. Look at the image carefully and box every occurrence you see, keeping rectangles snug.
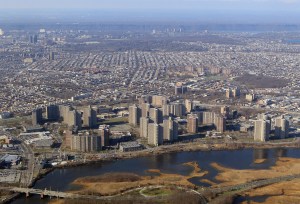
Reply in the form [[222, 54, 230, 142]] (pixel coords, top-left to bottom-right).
[[40, 141, 300, 171], [4, 141, 300, 203]]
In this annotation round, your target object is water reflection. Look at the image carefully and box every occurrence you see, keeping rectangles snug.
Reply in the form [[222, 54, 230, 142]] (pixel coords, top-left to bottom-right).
[[274, 148, 287, 158], [253, 149, 269, 160]]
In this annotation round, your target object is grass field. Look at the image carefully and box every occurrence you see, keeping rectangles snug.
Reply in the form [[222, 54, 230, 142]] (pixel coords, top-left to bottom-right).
[[99, 117, 128, 125], [141, 187, 172, 197], [0, 116, 31, 127]]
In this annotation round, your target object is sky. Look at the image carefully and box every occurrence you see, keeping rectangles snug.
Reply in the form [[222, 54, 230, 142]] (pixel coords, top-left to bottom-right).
[[0, 0, 300, 23], [0, 0, 300, 10]]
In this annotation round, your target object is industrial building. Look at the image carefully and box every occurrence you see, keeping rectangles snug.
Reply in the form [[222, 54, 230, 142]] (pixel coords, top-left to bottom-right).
[[0, 154, 21, 167], [119, 141, 144, 152]]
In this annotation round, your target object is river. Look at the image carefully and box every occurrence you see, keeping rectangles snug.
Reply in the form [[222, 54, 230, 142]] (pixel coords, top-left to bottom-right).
[[11, 148, 300, 204]]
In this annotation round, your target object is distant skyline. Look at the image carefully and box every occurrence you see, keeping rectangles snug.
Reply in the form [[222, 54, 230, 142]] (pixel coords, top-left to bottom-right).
[[1, 0, 300, 24]]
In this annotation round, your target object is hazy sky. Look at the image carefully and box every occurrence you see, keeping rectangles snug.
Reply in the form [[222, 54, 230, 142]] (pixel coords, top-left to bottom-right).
[[1, 0, 300, 23], [1, 0, 300, 9]]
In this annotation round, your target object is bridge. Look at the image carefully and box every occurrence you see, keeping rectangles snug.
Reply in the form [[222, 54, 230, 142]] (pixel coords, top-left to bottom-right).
[[208, 173, 300, 194], [2, 173, 300, 201], [0, 185, 207, 202], [0, 186, 108, 199]]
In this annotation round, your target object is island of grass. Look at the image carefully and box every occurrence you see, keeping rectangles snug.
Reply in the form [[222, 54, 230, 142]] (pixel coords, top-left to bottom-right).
[[69, 162, 206, 196], [50, 158, 300, 204]]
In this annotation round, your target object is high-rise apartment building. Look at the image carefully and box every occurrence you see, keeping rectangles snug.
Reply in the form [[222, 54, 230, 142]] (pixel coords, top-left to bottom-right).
[[152, 95, 168, 107], [99, 125, 110, 147], [140, 117, 149, 138], [139, 95, 152, 105], [71, 134, 101, 152], [162, 104, 170, 117], [82, 106, 97, 128], [202, 111, 215, 125], [226, 88, 240, 98], [220, 106, 230, 118], [163, 117, 178, 141], [214, 114, 226, 133], [185, 99, 193, 113], [175, 85, 188, 95], [129, 104, 141, 126], [141, 103, 151, 117], [275, 116, 289, 139], [169, 103, 186, 117], [187, 114, 199, 133], [149, 108, 163, 124], [226, 89, 232, 98], [46, 105, 60, 121], [257, 113, 270, 121], [66, 110, 82, 129], [32, 108, 43, 125], [148, 123, 163, 146], [254, 119, 271, 142], [232, 87, 240, 97], [59, 105, 72, 120]]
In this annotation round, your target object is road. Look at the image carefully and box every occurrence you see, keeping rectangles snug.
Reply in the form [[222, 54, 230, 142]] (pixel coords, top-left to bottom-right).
[[209, 173, 300, 195], [19, 142, 35, 186], [0, 184, 207, 203], [3, 173, 300, 203]]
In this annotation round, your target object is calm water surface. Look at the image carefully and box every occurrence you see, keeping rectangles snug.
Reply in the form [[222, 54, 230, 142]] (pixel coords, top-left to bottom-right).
[[11, 148, 300, 204]]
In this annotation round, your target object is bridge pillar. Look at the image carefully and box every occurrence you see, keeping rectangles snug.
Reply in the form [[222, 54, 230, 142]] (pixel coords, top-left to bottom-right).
[[40, 193, 44, 199], [26, 192, 30, 198]]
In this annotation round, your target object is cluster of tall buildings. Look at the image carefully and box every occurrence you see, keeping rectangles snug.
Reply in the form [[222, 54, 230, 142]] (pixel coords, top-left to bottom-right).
[[66, 125, 110, 152], [32, 105, 97, 130], [129, 95, 180, 146], [163, 102, 188, 118], [175, 83, 188, 95], [29, 35, 38, 44], [132, 95, 187, 126], [254, 114, 289, 142], [129, 95, 228, 145], [196, 111, 227, 133], [226, 87, 240, 98]]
